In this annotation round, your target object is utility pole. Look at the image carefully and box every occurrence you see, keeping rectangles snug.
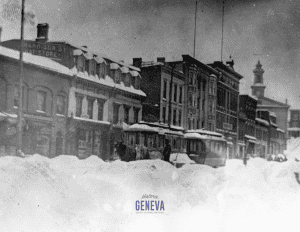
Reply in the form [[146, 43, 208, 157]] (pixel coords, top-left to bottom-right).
[[17, 0, 25, 155], [193, 1, 198, 58], [220, 0, 225, 62]]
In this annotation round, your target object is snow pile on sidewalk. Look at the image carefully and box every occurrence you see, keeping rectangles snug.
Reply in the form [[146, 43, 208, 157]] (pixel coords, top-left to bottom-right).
[[0, 154, 299, 232]]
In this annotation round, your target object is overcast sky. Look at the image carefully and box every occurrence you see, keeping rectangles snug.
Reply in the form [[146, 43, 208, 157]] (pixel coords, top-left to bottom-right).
[[1, 0, 300, 110]]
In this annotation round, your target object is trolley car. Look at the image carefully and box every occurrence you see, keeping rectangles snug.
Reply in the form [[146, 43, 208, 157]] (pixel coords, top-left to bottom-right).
[[124, 121, 185, 160], [184, 129, 227, 167]]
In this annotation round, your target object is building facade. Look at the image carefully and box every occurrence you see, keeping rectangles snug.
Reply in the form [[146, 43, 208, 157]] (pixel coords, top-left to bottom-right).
[[208, 59, 243, 158], [238, 95, 258, 158], [132, 57, 185, 129], [1, 23, 146, 159], [181, 55, 218, 132], [255, 110, 269, 158], [288, 109, 300, 138], [251, 60, 290, 150], [0, 46, 72, 157]]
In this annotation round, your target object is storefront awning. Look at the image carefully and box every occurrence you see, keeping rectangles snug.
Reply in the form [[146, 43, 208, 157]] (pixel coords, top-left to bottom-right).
[[248, 139, 258, 144]]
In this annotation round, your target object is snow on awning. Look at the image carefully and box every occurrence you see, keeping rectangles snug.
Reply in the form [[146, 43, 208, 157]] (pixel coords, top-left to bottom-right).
[[110, 63, 120, 70], [248, 139, 258, 144], [120, 67, 129, 73], [255, 117, 269, 126]]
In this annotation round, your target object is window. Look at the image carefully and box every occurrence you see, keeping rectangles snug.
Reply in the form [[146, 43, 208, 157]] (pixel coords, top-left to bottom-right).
[[85, 60, 89, 73], [77, 57, 85, 72], [209, 83, 213, 94], [75, 95, 83, 117], [99, 64, 106, 78], [179, 86, 183, 103], [14, 85, 19, 108], [292, 113, 298, 120], [163, 80, 167, 99], [37, 91, 46, 112], [173, 109, 176, 125], [178, 110, 182, 126], [115, 70, 120, 83], [134, 108, 140, 123], [135, 78, 140, 89], [162, 106, 166, 123], [91, 61, 96, 76], [113, 104, 120, 124], [131, 76, 136, 87], [56, 95, 66, 115], [173, 84, 177, 102], [98, 99, 105, 121], [124, 106, 130, 124], [87, 98, 94, 119]]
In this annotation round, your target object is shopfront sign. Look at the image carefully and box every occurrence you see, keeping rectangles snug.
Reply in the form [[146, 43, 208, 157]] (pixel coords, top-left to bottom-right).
[[24, 41, 66, 60], [223, 122, 233, 131]]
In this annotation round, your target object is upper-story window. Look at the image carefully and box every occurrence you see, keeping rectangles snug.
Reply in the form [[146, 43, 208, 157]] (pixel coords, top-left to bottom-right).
[[99, 63, 106, 78], [115, 70, 120, 84], [135, 77, 140, 89], [37, 91, 46, 112], [179, 86, 183, 104], [75, 95, 83, 117], [292, 113, 298, 120], [173, 84, 177, 102], [85, 60, 89, 73], [77, 56, 85, 72], [90, 60, 96, 76], [124, 106, 130, 124], [124, 74, 130, 87], [98, 99, 105, 121], [56, 95, 66, 115], [163, 80, 167, 99], [87, 98, 94, 119]]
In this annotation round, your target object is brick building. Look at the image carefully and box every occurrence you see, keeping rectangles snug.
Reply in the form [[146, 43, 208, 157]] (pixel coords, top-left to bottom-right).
[[208, 59, 243, 158], [238, 95, 258, 158], [255, 110, 269, 158], [288, 109, 300, 138], [0, 46, 72, 157], [132, 57, 186, 129], [251, 60, 290, 150], [181, 55, 218, 132], [1, 23, 146, 159]]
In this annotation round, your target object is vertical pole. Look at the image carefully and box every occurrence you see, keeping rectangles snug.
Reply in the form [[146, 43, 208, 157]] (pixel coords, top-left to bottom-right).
[[221, 0, 225, 62], [17, 0, 25, 156], [168, 64, 174, 128], [193, 1, 198, 58]]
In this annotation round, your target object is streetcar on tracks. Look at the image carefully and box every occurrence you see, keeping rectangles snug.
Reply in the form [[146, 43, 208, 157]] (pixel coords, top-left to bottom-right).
[[184, 129, 227, 167]]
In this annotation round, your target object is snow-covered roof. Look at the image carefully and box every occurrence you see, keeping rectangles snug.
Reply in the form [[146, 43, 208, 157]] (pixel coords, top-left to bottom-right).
[[129, 70, 139, 77], [276, 128, 285, 133], [70, 67, 146, 97], [110, 63, 120, 70], [288, 127, 300, 131], [125, 123, 183, 136], [83, 52, 93, 60], [72, 116, 110, 125], [120, 67, 129, 74], [245, 134, 257, 141], [0, 46, 72, 76], [184, 132, 209, 140], [269, 112, 276, 117], [186, 129, 223, 137], [255, 118, 269, 126]]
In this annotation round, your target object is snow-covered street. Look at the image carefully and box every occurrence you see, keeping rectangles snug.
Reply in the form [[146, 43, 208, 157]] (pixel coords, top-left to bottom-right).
[[0, 149, 299, 232]]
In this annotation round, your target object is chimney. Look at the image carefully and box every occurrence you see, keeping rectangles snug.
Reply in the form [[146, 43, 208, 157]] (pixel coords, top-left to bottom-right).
[[36, 23, 49, 42], [226, 55, 235, 69], [157, 57, 165, 64], [133, 58, 142, 68], [0, 27, 2, 43]]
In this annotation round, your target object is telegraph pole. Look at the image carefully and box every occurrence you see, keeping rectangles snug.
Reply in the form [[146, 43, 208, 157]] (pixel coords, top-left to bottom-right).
[[193, 1, 198, 58], [168, 64, 174, 128], [220, 0, 225, 62], [17, 0, 25, 155]]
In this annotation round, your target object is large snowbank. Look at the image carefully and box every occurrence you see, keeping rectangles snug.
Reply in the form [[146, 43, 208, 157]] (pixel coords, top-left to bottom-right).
[[0, 153, 299, 232]]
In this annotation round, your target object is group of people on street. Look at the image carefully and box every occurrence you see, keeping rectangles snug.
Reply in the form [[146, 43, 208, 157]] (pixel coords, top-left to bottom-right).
[[115, 139, 172, 163]]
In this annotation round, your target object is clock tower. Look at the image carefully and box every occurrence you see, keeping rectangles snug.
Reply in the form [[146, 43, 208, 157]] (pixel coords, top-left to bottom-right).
[[251, 60, 266, 98]]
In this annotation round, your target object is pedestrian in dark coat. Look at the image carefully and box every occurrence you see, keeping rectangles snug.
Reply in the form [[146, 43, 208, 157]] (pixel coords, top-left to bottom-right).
[[163, 139, 171, 162]]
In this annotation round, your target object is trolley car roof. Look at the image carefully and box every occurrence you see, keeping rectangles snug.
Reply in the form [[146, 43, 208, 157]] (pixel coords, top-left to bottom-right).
[[184, 132, 226, 142], [125, 123, 184, 136]]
